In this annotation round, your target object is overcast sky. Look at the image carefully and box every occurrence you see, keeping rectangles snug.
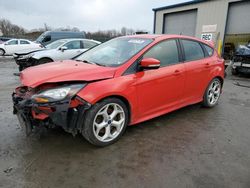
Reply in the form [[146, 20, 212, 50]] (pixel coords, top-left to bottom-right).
[[0, 0, 188, 32]]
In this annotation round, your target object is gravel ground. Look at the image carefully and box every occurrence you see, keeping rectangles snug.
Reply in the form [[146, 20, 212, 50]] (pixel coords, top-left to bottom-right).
[[0, 57, 250, 188]]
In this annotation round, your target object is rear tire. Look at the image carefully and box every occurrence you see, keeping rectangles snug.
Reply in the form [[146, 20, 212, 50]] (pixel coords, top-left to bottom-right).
[[202, 78, 222, 108], [0, 49, 5, 56], [37, 58, 53, 65], [82, 98, 129, 147]]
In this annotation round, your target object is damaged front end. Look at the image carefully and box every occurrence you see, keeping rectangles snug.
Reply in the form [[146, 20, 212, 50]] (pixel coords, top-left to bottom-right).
[[12, 83, 91, 136], [15, 56, 38, 71]]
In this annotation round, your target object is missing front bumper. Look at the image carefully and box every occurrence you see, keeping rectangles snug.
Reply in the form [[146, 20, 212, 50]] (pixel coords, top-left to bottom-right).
[[15, 57, 38, 71], [12, 93, 91, 136], [16, 111, 33, 136]]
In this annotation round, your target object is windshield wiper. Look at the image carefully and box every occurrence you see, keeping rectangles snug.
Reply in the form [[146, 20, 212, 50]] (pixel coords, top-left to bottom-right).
[[76, 59, 106, 67], [76, 59, 91, 64], [94, 62, 106, 67]]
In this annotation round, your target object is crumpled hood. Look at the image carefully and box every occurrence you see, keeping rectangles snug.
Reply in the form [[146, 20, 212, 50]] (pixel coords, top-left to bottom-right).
[[31, 48, 57, 58], [20, 60, 116, 87], [14, 48, 46, 56]]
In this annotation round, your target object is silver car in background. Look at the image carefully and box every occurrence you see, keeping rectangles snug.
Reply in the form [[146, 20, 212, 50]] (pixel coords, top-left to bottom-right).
[[14, 38, 101, 71]]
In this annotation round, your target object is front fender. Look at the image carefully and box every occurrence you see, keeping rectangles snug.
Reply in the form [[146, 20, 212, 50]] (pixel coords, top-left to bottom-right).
[[32, 50, 55, 61], [77, 75, 139, 124]]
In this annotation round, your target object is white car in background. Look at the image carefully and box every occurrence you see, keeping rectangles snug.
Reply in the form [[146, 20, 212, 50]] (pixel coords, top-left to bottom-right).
[[14, 38, 101, 70], [0, 39, 42, 56]]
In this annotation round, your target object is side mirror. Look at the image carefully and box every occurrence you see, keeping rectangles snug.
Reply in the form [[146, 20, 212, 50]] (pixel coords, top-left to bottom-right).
[[60, 46, 68, 52], [140, 58, 160, 70]]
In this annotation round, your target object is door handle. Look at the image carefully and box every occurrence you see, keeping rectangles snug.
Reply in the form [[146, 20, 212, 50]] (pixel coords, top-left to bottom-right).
[[173, 69, 181, 75], [204, 63, 210, 68]]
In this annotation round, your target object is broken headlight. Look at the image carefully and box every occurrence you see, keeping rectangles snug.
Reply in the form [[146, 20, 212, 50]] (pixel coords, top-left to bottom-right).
[[18, 53, 34, 60], [32, 84, 86, 103]]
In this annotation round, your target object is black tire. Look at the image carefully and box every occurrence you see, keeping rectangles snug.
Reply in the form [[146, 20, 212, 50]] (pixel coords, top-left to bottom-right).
[[82, 98, 129, 147], [0, 49, 5, 56], [231, 67, 239, 75], [37, 58, 53, 65], [202, 78, 222, 108]]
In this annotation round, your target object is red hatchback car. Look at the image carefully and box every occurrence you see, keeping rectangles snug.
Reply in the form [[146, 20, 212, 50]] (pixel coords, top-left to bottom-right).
[[13, 35, 224, 146]]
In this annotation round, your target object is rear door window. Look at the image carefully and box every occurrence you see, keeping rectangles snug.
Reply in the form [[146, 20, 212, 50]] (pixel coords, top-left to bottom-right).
[[20, 40, 30, 44], [143, 39, 180, 67], [182, 39, 204, 61]]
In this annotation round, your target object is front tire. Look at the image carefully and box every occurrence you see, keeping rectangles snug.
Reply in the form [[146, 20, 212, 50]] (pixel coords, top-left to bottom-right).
[[0, 49, 5, 56], [37, 58, 53, 65], [82, 98, 129, 147], [202, 78, 222, 107]]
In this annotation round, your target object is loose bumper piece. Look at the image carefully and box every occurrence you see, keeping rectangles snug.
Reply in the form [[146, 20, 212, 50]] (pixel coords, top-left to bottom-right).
[[12, 91, 91, 136]]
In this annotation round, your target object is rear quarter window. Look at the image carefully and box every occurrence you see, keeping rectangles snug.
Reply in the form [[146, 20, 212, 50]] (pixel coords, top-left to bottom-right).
[[203, 44, 214, 57], [182, 39, 204, 61]]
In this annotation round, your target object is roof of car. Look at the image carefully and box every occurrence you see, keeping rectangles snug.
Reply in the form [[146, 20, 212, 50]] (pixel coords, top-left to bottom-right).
[[122, 34, 162, 39], [19, 39, 32, 41], [121, 34, 214, 47], [5, 38, 31, 41], [48, 38, 101, 44], [122, 34, 196, 40], [43, 31, 84, 34]]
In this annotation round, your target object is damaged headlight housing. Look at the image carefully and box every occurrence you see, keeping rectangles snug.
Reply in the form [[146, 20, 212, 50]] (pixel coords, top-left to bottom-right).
[[32, 84, 86, 103], [18, 53, 34, 60]]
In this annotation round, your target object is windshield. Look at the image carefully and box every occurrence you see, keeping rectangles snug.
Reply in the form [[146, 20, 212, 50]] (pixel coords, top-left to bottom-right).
[[36, 33, 45, 43], [75, 37, 153, 67], [45, 40, 67, 49]]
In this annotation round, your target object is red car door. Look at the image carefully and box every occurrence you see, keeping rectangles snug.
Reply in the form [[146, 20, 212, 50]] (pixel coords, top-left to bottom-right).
[[135, 39, 185, 119], [180, 39, 213, 103]]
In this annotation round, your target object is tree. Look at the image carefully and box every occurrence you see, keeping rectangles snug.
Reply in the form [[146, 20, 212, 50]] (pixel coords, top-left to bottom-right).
[[0, 18, 25, 37], [121, 27, 127, 35]]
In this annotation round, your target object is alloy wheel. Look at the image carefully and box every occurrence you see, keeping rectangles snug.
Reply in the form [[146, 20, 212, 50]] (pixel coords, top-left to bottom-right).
[[93, 103, 125, 142], [207, 80, 221, 105]]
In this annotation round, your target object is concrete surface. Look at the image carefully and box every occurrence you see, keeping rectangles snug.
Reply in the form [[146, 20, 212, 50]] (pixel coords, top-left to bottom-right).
[[0, 57, 250, 188]]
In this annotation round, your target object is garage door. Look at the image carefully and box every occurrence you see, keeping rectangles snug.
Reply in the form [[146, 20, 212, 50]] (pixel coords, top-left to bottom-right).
[[163, 9, 197, 36], [226, 1, 250, 34]]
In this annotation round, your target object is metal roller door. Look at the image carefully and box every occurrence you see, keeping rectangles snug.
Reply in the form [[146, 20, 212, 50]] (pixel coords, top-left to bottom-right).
[[163, 9, 197, 36], [226, 1, 250, 35]]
